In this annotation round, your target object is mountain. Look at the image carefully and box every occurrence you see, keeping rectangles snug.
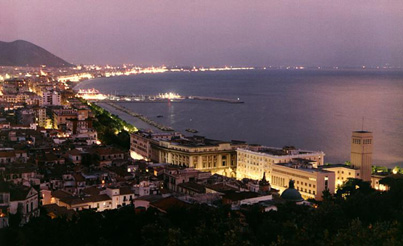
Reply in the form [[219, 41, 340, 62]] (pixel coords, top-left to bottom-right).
[[0, 40, 73, 67]]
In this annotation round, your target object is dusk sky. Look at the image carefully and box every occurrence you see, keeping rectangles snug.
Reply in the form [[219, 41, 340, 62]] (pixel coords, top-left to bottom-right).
[[1, 0, 403, 66]]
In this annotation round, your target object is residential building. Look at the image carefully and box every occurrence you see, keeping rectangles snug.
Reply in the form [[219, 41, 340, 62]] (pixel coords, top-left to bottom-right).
[[41, 91, 61, 106], [163, 167, 211, 191], [0, 182, 10, 228], [53, 109, 77, 129], [102, 187, 134, 208], [9, 185, 40, 225]]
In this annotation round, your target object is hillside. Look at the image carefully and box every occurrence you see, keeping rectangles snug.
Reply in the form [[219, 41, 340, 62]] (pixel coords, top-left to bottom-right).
[[0, 40, 73, 67]]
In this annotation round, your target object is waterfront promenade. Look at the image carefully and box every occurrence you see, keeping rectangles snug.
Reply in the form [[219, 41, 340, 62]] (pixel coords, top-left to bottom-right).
[[103, 102, 174, 131]]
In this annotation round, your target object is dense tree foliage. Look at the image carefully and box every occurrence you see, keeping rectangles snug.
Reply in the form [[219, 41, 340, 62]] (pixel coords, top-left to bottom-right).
[[1, 178, 403, 246], [84, 100, 136, 150]]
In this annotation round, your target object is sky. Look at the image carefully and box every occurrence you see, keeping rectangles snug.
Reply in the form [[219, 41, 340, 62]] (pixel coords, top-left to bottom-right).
[[1, 0, 403, 67]]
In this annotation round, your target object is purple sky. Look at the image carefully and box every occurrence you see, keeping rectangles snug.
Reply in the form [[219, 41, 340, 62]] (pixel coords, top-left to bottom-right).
[[1, 0, 403, 66]]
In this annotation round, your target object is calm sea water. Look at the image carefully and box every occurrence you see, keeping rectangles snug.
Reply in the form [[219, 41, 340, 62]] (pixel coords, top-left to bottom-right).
[[76, 70, 403, 167]]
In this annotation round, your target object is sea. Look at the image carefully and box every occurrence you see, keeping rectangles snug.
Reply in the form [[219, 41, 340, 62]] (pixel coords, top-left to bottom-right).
[[75, 69, 403, 167]]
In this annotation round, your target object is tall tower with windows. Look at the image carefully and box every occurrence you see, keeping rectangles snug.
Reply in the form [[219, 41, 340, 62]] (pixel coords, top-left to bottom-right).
[[351, 131, 373, 181]]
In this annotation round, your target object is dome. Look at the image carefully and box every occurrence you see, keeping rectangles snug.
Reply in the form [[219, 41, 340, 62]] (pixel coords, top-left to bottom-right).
[[281, 180, 303, 202]]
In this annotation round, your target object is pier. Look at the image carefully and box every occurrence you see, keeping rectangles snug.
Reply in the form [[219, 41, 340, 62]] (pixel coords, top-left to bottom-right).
[[104, 102, 174, 131]]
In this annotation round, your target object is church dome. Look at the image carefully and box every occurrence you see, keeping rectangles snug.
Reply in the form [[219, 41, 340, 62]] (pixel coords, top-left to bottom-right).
[[281, 180, 303, 202]]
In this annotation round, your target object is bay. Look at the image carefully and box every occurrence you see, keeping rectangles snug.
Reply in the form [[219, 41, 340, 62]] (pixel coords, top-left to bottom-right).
[[75, 70, 403, 167]]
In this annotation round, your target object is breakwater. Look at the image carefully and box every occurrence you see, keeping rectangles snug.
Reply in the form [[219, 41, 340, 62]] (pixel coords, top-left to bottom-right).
[[104, 102, 174, 131], [188, 96, 244, 103]]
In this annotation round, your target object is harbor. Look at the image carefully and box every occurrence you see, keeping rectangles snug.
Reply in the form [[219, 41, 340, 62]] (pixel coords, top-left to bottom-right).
[[76, 89, 244, 104]]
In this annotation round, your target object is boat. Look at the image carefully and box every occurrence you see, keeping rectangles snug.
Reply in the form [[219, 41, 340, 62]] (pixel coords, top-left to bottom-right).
[[186, 128, 198, 133], [157, 115, 163, 118]]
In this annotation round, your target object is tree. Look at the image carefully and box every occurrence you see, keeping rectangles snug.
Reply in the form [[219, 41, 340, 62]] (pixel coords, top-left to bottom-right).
[[322, 188, 333, 201]]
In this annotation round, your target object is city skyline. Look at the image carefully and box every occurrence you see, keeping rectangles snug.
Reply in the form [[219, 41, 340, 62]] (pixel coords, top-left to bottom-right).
[[1, 0, 403, 66]]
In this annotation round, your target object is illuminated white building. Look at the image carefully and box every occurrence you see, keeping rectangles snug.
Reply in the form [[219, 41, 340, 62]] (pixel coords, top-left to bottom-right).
[[236, 146, 331, 200], [321, 164, 361, 192], [236, 146, 325, 181], [41, 91, 61, 106]]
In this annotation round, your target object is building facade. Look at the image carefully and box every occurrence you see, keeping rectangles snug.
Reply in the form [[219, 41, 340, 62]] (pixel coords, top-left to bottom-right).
[[351, 131, 373, 181], [271, 162, 335, 200], [41, 91, 61, 106], [322, 165, 361, 192], [152, 136, 247, 177], [236, 146, 330, 200], [236, 146, 325, 181], [131, 132, 247, 177]]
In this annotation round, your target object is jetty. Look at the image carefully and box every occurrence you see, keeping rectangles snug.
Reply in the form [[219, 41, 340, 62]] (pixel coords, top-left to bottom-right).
[[187, 96, 244, 104], [104, 102, 174, 131]]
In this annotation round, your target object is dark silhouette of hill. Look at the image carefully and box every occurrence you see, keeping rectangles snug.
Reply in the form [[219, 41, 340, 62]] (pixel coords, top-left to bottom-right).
[[0, 40, 73, 67]]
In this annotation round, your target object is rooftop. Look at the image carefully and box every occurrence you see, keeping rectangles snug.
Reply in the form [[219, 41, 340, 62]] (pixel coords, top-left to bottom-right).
[[241, 146, 320, 156], [150, 196, 190, 212], [42, 204, 76, 219], [223, 191, 259, 201], [177, 182, 206, 194], [10, 185, 35, 201], [353, 130, 372, 133], [276, 162, 333, 174], [168, 136, 226, 147], [321, 164, 359, 170]]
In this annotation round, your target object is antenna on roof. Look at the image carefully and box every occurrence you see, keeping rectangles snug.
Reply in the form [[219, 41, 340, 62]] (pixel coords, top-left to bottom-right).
[[361, 117, 365, 131]]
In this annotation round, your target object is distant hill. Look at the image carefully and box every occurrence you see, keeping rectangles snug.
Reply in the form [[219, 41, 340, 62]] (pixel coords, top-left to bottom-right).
[[0, 40, 73, 67]]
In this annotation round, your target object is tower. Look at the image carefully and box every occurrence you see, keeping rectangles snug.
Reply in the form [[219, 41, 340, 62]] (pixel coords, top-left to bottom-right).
[[350, 131, 373, 181]]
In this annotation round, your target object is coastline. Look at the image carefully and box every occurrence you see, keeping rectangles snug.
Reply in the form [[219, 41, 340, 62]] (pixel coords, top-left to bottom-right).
[[71, 70, 403, 167]]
